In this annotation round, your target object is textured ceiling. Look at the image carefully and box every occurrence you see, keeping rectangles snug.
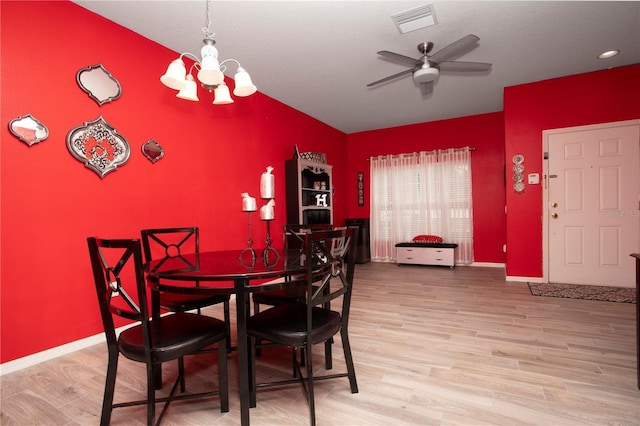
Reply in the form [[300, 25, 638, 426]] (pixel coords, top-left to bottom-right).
[[73, 1, 640, 134]]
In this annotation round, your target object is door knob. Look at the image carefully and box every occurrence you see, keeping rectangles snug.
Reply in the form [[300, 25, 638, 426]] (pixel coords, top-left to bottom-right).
[[551, 202, 558, 208], [551, 212, 558, 219]]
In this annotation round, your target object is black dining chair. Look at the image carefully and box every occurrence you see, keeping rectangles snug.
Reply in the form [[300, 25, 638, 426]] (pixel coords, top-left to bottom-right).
[[247, 227, 359, 426], [140, 227, 231, 344], [252, 224, 336, 366], [251, 224, 332, 313], [87, 237, 229, 426]]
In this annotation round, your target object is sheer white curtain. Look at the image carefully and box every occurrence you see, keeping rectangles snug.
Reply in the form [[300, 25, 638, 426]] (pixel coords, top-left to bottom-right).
[[370, 147, 474, 264], [369, 154, 420, 261]]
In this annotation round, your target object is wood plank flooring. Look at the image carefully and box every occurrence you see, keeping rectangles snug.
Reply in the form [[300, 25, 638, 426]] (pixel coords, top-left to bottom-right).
[[2, 263, 638, 425]]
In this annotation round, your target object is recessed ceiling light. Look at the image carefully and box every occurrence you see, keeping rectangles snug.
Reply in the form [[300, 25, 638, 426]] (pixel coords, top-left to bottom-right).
[[598, 50, 620, 59]]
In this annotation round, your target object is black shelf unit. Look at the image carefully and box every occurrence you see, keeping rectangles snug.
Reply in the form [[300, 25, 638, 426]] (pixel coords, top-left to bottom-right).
[[285, 158, 333, 225]]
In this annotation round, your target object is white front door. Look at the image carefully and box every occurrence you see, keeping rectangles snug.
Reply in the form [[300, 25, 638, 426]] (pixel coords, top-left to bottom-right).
[[544, 121, 640, 287]]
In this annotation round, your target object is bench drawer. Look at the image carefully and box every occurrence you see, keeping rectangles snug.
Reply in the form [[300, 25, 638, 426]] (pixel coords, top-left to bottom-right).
[[396, 246, 455, 267]]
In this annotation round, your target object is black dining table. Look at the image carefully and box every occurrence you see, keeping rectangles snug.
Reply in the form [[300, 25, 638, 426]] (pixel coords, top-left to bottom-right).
[[146, 248, 308, 426]]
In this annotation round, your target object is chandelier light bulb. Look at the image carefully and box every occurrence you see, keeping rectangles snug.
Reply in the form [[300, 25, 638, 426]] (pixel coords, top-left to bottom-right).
[[160, 59, 187, 90], [213, 82, 234, 105], [176, 74, 199, 101], [233, 67, 257, 97]]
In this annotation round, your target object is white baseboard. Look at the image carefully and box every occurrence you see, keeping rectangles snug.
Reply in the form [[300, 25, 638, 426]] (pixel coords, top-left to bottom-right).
[[375, 260, 506, 268], [0, 322, 137, 376], [1, 332, 106, 376], [506, 275, 543, 283], [468, 262, 505, 268], [0, 302, 232, 376]]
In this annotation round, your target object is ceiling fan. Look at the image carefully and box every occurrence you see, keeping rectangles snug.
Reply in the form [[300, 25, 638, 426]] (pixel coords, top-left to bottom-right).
[[367, 34, 492, 96]]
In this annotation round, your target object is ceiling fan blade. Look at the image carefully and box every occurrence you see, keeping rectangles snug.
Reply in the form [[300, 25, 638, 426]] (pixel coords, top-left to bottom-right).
[[438, 61, 492, 72], [367, 68, 414, 87], [429, 34, 480, 65], [377, 50, 423, 67], [420, 81, 434, 96]]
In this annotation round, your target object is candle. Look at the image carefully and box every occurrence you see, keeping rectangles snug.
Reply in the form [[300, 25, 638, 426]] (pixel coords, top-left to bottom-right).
[[260, 199, 275, 220], [241, 192, 257, 212], [260, 166, 275, 199]]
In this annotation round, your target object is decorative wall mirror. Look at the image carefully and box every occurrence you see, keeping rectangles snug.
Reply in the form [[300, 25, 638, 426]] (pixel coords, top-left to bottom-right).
[[76, 64, 122, 105], [66, 116, 130, 178], [8, 114, 49, 146], [142, 139, 165, 163]]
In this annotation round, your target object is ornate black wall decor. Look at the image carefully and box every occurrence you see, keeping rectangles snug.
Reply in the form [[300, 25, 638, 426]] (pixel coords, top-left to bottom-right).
[[66, 116, 130, 178]]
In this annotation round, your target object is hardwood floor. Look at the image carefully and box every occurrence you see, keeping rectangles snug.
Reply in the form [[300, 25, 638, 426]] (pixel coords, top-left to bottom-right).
[[2, 263, 638, 425]]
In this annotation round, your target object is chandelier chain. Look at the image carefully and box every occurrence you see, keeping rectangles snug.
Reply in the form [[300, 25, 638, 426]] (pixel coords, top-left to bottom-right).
[[202, 0, 214, 39]]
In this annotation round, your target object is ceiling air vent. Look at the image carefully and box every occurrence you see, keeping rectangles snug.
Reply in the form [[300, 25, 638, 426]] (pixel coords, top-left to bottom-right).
[[391, 4, 437, 34]]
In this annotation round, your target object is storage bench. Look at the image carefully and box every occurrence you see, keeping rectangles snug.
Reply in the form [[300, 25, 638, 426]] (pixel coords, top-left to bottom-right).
[[395, 242, 458, 268]]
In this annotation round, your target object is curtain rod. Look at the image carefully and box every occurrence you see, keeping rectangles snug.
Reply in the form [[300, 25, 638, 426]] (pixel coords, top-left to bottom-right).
[[367, 147, 476, 161]]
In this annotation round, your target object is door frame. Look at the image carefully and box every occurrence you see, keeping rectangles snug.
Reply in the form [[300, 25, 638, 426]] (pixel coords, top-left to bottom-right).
[[541, 119, 640, 284]]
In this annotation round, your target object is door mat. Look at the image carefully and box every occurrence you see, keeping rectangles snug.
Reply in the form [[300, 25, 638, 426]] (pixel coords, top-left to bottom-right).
[[528, 282, 636, 303]]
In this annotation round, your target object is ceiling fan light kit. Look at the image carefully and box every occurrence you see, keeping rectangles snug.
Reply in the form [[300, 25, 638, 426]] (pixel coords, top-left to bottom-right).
[[160, 0, 257, 105], [367, 34, 492, 96], [413, 66, 439, 83]]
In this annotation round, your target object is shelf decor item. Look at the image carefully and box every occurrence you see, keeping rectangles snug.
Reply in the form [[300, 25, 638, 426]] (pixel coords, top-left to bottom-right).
[[298, 151, 326, 163]]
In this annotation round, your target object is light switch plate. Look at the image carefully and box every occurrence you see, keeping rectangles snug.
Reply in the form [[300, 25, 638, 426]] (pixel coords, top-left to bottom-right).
[[528, 173, 540, 184]]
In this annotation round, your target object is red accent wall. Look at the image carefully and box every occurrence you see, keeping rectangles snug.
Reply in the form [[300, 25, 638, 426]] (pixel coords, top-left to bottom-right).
[[0, 1, 348, 363], [345, 112, 507, 264], [3, 1, 638, 365], [504, 64, 640, 278]]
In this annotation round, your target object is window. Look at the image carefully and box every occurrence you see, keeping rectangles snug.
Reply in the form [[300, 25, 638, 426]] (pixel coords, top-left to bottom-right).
[[370, 148, 474, 264]]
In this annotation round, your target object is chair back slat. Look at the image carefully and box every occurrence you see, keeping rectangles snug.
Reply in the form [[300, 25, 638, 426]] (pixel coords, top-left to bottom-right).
[[140, 227, 199, 273], [283, 224, 333, 255], [87, 237, 152, 348], [286, 227, 358, 319]]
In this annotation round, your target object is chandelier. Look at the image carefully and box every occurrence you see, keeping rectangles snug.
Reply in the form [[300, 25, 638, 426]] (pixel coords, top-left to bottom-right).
[[160, 0, 257, 104]]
